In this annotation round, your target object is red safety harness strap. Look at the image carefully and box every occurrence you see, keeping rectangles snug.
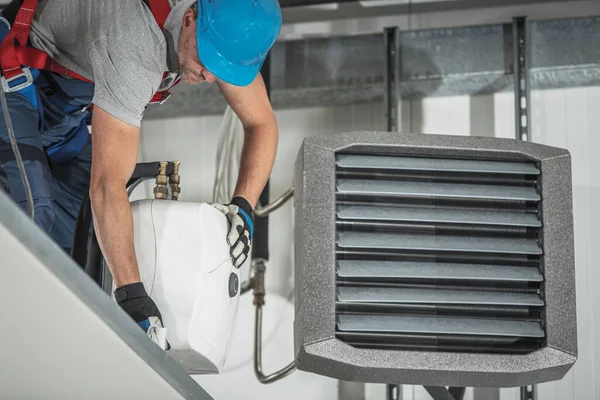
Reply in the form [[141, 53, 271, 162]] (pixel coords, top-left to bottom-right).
[[148, 0, 171, 29], [0, 0, 179, 103], [145, 0, 178, 104], [16, 46, 92, 82], [0, 0, 37, 80], [0, 0, 92, 84]]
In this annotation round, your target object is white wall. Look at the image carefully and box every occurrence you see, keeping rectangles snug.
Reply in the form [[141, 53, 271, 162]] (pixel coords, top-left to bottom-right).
[[136, 103, 387, 400], [138, 85, 599, 400], [136, 2, 599, 399]]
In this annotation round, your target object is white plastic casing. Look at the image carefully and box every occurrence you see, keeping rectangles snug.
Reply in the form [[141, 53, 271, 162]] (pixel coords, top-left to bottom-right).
[[130, 199, 240, 374]]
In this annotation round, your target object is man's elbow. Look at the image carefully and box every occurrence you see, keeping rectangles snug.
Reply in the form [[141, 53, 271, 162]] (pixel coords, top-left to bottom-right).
[[245, 117, 278, 137], [89, 177, 125, 210]]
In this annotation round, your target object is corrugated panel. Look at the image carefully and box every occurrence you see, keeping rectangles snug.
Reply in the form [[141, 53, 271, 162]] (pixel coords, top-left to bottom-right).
[[334, 154, 544, 355]]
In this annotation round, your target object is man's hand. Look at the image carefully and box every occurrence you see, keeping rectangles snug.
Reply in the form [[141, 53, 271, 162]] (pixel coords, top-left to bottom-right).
[[115, 282, 170, 350], [115, 283, 163, 323], [211, 196, 255, 267]]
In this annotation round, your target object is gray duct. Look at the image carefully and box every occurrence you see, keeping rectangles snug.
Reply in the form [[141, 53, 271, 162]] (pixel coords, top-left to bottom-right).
[[293, 131, 576, 387]]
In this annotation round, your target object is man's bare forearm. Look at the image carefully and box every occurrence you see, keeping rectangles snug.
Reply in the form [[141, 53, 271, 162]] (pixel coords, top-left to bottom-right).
[[90, 181, 140, 288], [89, 106, 141, 290], [233, 121, 279, 208]]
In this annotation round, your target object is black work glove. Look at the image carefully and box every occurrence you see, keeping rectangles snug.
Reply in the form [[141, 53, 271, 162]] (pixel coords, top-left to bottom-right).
[[114, 282, 170, 350], [211, 196, 254, 268]]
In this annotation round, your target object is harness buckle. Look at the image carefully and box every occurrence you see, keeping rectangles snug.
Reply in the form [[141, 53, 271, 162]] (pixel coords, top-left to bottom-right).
[[1, 68, 33, 93]]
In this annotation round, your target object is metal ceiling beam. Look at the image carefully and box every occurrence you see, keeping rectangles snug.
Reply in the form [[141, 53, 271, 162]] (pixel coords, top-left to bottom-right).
[[144, 15, 600, 120], [280, 0, 596, 23], [279, 0, 364, 7]]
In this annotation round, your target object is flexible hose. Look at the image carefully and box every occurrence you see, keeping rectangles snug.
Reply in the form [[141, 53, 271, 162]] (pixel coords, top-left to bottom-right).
[[0, 86, 34, 219]]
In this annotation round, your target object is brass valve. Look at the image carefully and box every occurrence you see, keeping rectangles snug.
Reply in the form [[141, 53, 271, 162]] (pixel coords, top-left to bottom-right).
[[169, 161, 181, 201], [153, 161, 169, 199]]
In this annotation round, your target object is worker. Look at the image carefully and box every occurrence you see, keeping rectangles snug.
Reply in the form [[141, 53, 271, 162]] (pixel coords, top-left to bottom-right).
[[0, 0, 281, 341]]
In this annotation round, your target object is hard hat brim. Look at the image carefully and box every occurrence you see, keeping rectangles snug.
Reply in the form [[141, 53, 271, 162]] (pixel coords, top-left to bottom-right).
[[196, 25, 264, 87]]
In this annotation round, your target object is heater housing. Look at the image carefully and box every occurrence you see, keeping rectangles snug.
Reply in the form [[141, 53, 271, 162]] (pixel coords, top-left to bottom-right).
[[293, 131, 576, 387]]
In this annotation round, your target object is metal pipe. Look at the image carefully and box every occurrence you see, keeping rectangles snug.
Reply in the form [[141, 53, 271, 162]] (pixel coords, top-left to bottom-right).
[[240, 276, 255, 295], [252, 259, 297, 383], [254, 305, 297, 383], [520, 385, 536, 400], [387, 384, 402, 400], [255, 186, 294, 218], [383, 26, 400, 132], [513, 16, 531, 142]]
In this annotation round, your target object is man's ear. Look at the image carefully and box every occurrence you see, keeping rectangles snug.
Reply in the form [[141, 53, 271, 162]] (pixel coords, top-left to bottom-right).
[[182, 8, 196, 28]]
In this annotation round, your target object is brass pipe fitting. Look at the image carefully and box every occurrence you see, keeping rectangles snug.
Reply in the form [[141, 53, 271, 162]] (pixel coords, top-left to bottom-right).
[[153, 161, 169, 200], [169, 161, 181, 201]]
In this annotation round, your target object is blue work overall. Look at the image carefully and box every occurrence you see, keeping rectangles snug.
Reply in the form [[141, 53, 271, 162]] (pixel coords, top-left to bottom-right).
[[0, 15, 94, 253]]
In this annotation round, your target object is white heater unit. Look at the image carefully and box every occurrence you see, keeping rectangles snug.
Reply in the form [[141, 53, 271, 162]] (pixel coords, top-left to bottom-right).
[[129, 199, 240, 374]]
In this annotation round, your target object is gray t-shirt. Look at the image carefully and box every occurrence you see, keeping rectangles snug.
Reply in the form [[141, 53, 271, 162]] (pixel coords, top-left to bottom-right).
[[28, 0, 192, 128]]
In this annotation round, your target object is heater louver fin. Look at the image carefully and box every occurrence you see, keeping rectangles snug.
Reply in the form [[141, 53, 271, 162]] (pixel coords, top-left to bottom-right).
[[337, 180, 540, 202], [336, 155, 541, 175], [337, 287, 544, 307], [334, 153, 544, 355], [337, 260, 543, 282], [337, 205, 542, 227], [337, 315, 545, 337]]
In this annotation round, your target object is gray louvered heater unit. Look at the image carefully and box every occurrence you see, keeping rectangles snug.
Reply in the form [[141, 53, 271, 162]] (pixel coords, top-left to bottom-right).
[[293, 132, 576, 388]]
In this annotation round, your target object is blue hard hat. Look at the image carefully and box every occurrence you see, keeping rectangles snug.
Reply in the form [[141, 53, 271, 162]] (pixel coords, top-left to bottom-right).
[[196, 0, 282, 87]]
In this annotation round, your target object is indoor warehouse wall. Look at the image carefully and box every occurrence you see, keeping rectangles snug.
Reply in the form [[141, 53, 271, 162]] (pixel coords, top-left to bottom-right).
[[136, 2, 600, 400], [137, 85, 600, 400]]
